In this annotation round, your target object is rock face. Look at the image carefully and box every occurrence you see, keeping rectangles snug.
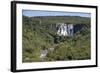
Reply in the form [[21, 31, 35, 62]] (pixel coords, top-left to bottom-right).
[[56, 23, 74, 36]]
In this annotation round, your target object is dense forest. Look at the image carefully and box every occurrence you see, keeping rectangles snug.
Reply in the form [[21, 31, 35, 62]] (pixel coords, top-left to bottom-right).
[[22, 16, 91, 62]]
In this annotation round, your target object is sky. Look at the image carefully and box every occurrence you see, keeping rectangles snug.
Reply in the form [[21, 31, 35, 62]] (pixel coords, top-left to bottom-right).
[[22, 10, 91, 17]]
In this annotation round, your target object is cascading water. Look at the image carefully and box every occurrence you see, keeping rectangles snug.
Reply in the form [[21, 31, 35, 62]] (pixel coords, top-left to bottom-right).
[[57, 23, 74, 37]]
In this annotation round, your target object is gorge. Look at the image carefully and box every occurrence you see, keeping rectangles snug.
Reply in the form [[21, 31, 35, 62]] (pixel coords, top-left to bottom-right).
[[22, 16, 91, 62]]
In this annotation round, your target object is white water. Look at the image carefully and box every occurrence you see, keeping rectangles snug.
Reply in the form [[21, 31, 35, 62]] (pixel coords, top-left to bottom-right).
[[57, 23, 73, 36], [40, 50, 48, 59]]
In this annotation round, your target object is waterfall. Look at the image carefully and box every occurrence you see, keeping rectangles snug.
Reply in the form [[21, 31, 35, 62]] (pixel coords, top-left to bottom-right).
[[57, 23, 73, 36], [67, 24, 74, 36]]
